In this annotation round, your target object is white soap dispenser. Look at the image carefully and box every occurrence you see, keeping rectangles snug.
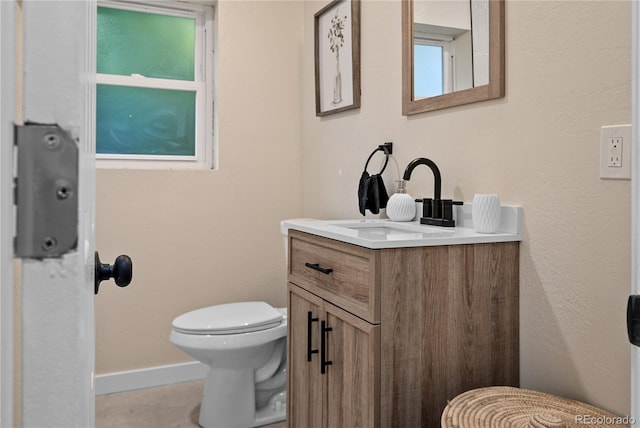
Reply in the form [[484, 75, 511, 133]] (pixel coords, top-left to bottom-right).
[[386, 180, 416, 222]]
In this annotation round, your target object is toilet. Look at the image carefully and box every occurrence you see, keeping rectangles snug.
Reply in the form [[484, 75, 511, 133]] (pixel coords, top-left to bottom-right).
[[170, 220, 314, 427], [170, 301, 287, 428]]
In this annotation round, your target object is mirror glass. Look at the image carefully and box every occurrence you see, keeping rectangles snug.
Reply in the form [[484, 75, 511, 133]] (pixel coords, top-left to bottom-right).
[[402, 0, 504, 115]]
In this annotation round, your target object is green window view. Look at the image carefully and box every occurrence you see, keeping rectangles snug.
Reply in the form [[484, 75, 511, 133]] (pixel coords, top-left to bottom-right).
[[96, 85, 196, 156], [413, 44, 444, 99], [96, 6, 198, 157], [97, 7, 195, 80]]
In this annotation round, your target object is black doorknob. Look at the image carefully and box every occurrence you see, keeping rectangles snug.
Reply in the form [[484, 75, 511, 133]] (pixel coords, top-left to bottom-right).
[[95, 251, 132, 294]]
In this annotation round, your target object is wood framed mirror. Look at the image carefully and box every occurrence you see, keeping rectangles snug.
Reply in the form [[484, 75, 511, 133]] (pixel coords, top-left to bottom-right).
[[402, 0, 505, 115]]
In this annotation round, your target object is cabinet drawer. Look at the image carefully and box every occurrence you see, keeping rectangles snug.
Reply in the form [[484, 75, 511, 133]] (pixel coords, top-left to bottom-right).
[[288, 230, 380, 323]]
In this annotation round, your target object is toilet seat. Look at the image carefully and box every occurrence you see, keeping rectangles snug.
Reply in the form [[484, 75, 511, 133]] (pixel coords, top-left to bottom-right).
[[172, 301, 283, 335]]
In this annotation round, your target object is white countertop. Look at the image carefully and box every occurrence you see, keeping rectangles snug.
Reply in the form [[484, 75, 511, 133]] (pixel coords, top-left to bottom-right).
[[281, 204, 522, 249]]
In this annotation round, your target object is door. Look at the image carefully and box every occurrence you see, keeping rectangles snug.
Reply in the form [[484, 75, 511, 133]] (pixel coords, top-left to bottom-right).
[[288, 284, 323, 428], [0, 2, 16, 426], [633, 0, 640, 421], [288, 284, 380, 428], [324, 302, 379, 428], [1, 1, 97, 426]]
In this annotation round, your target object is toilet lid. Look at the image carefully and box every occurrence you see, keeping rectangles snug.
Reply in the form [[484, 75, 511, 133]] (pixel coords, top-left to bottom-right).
[[172, 301, 283, 335]]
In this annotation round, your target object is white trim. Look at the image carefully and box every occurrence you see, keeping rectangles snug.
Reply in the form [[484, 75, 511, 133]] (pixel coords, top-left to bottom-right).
[[97, 153, 198, 161], [0, 2, 15, 427], [100, 0, 211, 17], [96, 157, 206, 170], [95, 361, 207, 396], [96, 74, 203, 91]]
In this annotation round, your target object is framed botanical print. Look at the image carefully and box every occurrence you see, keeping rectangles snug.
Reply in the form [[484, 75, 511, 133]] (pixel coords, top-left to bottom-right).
[[314, 0, 361, 116]]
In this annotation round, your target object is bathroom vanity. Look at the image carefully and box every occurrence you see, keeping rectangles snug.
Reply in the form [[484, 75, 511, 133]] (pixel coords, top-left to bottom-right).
[[283, 208, 521, 427]]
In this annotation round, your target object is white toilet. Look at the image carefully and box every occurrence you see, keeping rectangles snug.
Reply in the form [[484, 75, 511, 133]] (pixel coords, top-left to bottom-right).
[[170, 301, 287, 428]]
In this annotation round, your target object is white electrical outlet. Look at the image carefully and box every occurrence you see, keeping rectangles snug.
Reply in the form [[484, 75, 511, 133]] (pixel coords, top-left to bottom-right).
[[600, 124, 631, 179], [608, 137, 622, 167]]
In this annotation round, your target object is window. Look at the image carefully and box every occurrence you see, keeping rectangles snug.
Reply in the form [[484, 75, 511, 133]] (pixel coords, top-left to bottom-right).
[[96, 1, 214, 169], [413, 36, 454, 99], [414, 43, 445, 99]]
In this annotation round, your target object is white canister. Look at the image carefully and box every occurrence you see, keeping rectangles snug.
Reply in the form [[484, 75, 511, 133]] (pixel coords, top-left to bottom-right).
[[472, 194, 501, 233]]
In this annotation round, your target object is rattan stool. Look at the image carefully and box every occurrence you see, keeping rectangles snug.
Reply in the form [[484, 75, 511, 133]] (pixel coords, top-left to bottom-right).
[[441, 386, 631, 427]]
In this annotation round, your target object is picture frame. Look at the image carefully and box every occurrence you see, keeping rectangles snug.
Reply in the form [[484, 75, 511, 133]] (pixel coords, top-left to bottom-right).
[[314, 0, 361, 116]]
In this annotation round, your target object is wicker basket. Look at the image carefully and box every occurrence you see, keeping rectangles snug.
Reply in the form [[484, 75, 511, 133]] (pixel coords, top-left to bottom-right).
[[441, 386, 631, 428]]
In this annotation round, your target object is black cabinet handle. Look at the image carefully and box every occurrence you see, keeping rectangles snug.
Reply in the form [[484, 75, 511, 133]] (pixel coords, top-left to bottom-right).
[[307, 311, 319, 362], [320, 320, 333, 374], [305, 262, 333, 275], [628, 295, 640, 347]]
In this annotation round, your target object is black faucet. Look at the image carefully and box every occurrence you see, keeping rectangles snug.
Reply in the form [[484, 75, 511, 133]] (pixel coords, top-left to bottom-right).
[[403, 157, 442, 200], [402, 157, 461, 227]]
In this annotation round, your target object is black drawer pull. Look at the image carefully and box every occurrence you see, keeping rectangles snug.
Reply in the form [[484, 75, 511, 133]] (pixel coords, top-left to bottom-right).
[[321, 320, 333, 375], [307, 311, 319, 362], [305, 262, 333, 275]]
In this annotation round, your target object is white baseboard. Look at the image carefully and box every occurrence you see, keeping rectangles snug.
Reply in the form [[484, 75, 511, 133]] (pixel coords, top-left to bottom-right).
[[95, 361, 208, 396]]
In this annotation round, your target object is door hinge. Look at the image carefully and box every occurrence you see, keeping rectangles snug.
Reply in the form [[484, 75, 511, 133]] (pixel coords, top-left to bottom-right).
[[14, 124, 78, 259]]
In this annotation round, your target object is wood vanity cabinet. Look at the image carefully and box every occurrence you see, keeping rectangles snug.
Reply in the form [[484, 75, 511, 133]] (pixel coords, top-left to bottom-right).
[[286, 229, 519, 428]]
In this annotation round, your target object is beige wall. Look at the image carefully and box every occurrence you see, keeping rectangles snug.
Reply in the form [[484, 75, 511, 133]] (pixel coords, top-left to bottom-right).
[[95, 0, 633, 418], [301, 0, 631, 417], [95, 0, 303, 373]]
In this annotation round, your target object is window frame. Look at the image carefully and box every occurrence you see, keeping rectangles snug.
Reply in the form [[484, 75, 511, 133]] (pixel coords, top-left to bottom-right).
[[96, 0, 215, 170]]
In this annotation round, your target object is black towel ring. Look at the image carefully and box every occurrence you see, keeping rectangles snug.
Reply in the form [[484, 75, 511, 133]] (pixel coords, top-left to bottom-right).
[[363, 145, 390, 175]]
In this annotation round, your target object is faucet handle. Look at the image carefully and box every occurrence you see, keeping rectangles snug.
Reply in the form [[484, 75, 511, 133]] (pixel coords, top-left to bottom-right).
[[441, 199, 453, 221], [422, 198, 433, 218], [442, 200, 464, 221]]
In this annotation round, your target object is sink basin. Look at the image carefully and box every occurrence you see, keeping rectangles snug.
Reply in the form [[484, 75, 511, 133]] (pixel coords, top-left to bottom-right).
[[333, 222, 454, 241]]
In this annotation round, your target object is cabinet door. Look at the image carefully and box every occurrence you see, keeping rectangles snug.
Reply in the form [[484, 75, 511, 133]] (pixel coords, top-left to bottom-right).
[[288, 284, 323, 428], [324, 302, 380, 428]]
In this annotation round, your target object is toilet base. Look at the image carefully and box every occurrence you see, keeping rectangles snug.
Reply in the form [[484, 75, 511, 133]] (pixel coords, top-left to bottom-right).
[[198, 369, 286, 428], [254, 391, 286, 427]]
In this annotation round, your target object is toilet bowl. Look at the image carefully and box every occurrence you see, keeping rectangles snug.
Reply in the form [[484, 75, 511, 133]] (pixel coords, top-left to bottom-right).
[[170, 301, 287, 428]]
